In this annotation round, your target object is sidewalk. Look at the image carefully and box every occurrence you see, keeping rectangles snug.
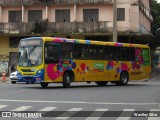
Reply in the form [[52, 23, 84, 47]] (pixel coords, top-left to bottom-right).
[[0, 77, 9, 83]]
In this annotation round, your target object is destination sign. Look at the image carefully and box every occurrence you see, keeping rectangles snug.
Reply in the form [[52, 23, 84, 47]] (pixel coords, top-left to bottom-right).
[[20, 40, 42, 46]]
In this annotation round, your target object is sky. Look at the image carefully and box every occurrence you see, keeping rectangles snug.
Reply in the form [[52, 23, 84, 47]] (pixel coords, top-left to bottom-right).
[[157, 0, 160, 3]]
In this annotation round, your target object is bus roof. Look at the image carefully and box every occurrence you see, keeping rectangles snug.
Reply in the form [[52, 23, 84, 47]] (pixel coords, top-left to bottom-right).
[[21, 37, 149, 48]]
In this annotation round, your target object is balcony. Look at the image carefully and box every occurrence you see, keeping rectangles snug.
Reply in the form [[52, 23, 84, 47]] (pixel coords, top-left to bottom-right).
[[0, 22, 114, 34], [0, 21, 142, 35], [139, 0, 153, 21], [0, 0, 113, 6]]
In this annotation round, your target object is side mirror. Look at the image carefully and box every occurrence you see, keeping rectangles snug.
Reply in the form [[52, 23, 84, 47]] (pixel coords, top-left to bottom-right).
[[18, 52, 21, 57]]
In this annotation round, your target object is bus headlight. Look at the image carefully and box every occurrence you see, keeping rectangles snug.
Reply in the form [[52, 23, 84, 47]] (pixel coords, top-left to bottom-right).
[[36, 70, 42, 76]]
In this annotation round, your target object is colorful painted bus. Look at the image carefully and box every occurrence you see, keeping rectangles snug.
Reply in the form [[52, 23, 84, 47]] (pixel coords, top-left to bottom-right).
[[17, 37, 151, 88]]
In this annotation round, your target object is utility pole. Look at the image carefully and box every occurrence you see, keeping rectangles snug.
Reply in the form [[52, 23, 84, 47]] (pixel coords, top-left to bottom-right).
[[113, 0, 117, 42]]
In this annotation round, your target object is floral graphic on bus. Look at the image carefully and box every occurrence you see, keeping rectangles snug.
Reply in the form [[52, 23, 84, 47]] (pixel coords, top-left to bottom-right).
[[47, 64, 60, 80], [121, 63, 128, 70], [71, 62, 76, 69], [106, 61, 114, 70], [80, 63, 86, 71]]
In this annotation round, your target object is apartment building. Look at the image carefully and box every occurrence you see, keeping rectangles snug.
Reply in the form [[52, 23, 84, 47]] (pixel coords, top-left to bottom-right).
[[0, 0, 153, 75]]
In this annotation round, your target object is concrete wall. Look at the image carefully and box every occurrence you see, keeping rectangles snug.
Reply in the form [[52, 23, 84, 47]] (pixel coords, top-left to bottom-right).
[[0, 36, 18, 75]]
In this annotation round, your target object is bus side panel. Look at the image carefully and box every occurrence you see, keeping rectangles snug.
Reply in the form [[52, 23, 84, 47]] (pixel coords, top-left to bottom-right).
[[104, 61, 119, 81], [71, 60, 84, 82], [44, 60, 87, 82], [44, 63, 63, 83], [142, 65, 151, 80], [84, 60, 97, 81], [129, 61, 143, 80]]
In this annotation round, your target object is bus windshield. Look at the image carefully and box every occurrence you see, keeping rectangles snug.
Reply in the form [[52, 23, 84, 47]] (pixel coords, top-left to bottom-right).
[[18, 45, 42, 67]]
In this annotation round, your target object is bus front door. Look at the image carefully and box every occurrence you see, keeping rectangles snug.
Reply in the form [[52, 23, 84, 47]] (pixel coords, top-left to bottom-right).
[[44, 42, 60, 82]]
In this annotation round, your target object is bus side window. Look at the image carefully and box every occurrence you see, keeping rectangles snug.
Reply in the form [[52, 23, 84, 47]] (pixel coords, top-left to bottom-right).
[[68, 43, 73, 59], [61, 43, 73, 59], [135, 48, 142, 62], [104, 46, 115, 61], [116, 47, 121, 60], [73, 44, 82, 59], [130, 48, 135, 61], [97, 45, 105, 60], [110, 46, 116, 60], [119, 47, 130, 61], [142, 48, 150, 65], [60, 43, 67, 59], [78, 44, 89, 60], [89, 45, 97, 60]]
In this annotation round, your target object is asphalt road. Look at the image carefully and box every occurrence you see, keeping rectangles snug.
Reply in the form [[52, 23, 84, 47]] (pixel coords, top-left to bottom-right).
[[0, 70, 160, 120]]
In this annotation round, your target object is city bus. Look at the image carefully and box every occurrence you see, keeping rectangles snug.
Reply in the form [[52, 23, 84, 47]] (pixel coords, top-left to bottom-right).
[[17, 37, 151, 88]]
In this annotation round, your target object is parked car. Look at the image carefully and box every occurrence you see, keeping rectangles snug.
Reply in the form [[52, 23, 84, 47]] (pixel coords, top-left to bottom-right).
[[10, 71, 35, 84], [10, 71, 17, 84]]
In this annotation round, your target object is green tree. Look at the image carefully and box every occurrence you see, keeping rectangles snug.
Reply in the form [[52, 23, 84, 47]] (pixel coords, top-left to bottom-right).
[[151, 0, 160, 35]]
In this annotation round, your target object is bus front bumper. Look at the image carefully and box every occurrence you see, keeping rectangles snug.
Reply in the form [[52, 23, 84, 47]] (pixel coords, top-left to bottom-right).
[[17, 76, 44, 83]]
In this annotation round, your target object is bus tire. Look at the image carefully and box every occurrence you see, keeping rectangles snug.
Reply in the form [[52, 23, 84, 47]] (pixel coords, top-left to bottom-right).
[[40, 82, 49, 88], [116, 72, 129, 85], [95, 81, 108, 86], [11, 81, 16, 84], [63, 73, 71, 88]]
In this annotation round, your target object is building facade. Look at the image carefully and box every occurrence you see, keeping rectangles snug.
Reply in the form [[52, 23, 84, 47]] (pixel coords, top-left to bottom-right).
[[0, 0, 153, 75]]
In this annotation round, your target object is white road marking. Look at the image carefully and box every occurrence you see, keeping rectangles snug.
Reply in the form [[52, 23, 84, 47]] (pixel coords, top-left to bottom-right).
[[39, 107, 57, 117], [0, 105, 8, 109], [85, 108, 108, 120], [117, 109, 135, 120], [39, 107, 57, 111], [0, 99, 159, 106], [11, 106, 32, 111], [55, 108, 83, 120]]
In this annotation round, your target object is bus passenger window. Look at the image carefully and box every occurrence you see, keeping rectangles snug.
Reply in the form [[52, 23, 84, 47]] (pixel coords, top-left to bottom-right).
[[130, 48, 135, 61], [135, 48, 142, 62], [70, 52, 73, 58]]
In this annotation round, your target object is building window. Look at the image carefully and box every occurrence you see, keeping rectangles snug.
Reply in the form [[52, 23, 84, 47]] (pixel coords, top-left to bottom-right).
[[83, 9, 99, 22], [28, 10, 42, 22], [117, 8, 125, 21], [55, 9, 70, 22], [9, 11, 22, 22]]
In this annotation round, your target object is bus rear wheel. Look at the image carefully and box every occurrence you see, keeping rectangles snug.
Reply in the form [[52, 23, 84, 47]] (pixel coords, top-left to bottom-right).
[[63, 73, 71, 88], [95, 81, 108, 86], [40, 82, 49, 88], [116, 72, 129, 85]]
